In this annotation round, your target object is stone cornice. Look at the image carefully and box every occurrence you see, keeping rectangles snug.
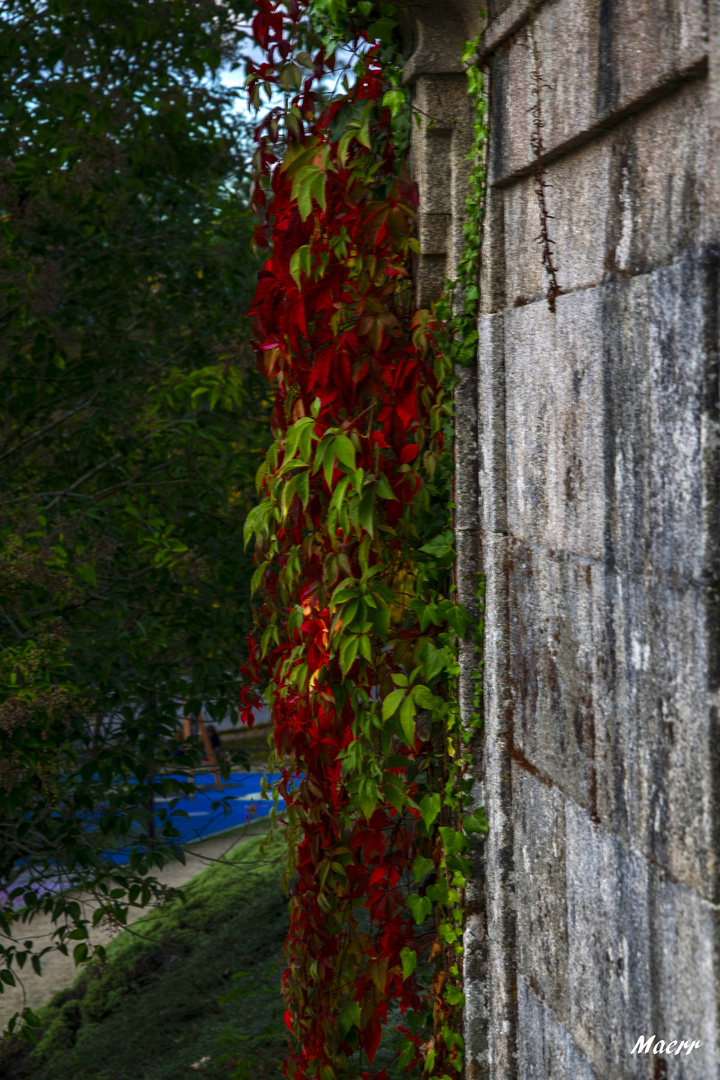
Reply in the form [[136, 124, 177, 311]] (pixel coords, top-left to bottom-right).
[[400, 0, 482, 83]]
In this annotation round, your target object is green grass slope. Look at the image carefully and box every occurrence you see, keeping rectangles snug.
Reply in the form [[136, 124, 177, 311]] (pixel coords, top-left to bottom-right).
[[0, 829, 289, 1080]]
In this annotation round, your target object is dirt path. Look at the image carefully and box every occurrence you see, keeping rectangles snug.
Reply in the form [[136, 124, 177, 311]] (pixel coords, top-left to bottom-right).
[[0, 823, 267, 1032]]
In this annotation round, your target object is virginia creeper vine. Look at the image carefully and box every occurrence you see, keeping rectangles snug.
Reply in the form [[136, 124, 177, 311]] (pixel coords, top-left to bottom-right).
[[240, 5, 488, 1078]]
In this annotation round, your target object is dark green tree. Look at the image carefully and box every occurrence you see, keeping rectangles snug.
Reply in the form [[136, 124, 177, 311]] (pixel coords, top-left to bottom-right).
[[0, 0, 266, 1024]]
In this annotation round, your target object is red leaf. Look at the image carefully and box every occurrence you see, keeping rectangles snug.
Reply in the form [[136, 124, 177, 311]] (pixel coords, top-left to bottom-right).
[[361, 1013, 382, 1064], [369, 864, 387, 886], [399, 443, 418, 464]]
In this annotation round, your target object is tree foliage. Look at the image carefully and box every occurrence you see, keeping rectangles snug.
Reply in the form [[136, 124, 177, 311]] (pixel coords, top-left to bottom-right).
[[0, 0, 267, 1020]]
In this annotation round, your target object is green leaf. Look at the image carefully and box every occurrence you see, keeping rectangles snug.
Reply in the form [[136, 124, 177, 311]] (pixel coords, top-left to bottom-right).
[[283, 416, 314, 465], [358, 779, 379, 821], [412, 855, 434, 882], [412, 684, 437, 711], [439, 826, 469, 855], [368, 602, 390, 639], [76, 562, 97, 587], [418, 793, 442, 830], [22, 1007, 42, 1028], [399, 694, 416, 748], [445, 985, 466, 1006], [400, 947, 417, 981], [311, 168, 327, 213], [426, 880, 449, 904], [291, 163, 328, 222], [291, 469, 308, 507], [279, 475, 298, 519], [73, 943, 89, 965], [374, 473, 396, 500], [382, 771, 407, 813], [67, 926, 89, 940], [464, 807, 488, 835], [338, 129, 354, 167], [332, 586, 360, 605], [334, 434, 355, 471], [339, 635, 359, 677], [357, 489, 374, 537], [419, 531, 455, 560], [382, 688, 404, 721], [381, 89, 406, 117], [289, 244, 311, 288], [299, 420, 315, 462], [329, 476, 350, 514], [420, 642, 448, 683], [338, 999, 361, 1038], [407, 893, 432, 925], [438, 600, 468, 637], [399, 1039, 416, 1068], [322, 439, 336, 488], [358, 633, 372, 662]]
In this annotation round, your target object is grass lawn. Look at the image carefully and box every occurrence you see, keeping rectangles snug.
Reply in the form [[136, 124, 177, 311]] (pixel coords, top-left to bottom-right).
[[0, 827, 288, 1080]]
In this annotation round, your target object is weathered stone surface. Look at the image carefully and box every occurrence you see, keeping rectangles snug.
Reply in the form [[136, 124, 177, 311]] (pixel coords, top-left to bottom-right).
[[654, 871, 720, 1078], [645, 258, 710, 582], [488, 0, 707, 186], [517, 975, 599, 1080], [502, 254, 716, 581], [464, 910, 489, 1079], [603, 255, 713, 582], [477, 311, 508, 535], [501, 79, 706, 306], [401, 0, 480, 84], [593, 570, 715, 899], [513, 771, 569, 1017], [408, 0, 720, 1076], [413, 123, 453, 214], [485, 0, 526, 28], [502, 299, 557, 551], [504, 291, 605, 560], [482, 530, 517, 1080], [417, 210, 449, 256], [566, 801, 719, 1078], [566, 800, 655, 1077], [507, 544, 599, 814], [507, 536, 717, 896], [480, 185, 508, 315], [408, 71, 481, 305]]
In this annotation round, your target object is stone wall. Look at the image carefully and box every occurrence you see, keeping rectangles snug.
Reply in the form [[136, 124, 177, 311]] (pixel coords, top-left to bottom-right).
[[404, 1, 720, 1078]]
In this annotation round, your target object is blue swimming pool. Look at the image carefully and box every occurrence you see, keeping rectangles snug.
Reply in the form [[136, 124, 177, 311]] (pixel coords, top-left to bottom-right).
[[1, 773, 287, 907], [141, 771, 282, 846]]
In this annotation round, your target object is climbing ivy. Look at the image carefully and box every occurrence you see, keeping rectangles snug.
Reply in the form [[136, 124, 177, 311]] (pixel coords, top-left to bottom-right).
[[435, 30, 488, 356], [241, 5, 488, 1079]]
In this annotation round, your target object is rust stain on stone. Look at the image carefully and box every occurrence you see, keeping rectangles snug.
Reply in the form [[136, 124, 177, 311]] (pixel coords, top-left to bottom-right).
[[509, 744, 554, 788]]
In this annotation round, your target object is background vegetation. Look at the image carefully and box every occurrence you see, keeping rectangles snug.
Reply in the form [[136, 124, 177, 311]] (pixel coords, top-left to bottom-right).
[[0, 830, 288, 1080], [0, 0, 270, 1005]]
